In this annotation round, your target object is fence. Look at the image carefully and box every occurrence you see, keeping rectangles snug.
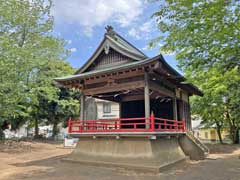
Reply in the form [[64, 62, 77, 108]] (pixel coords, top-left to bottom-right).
[[68, 114, 185, 134]]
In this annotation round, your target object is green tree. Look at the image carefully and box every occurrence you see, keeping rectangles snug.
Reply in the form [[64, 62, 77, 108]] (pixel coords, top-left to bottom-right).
[[0, 0, 79, 138], [36, 87, 80, 138], [28, 60, 80, 138], [0, 0, 65, 119], [190, 67, 240, 143], [151, 0, 240, 73], [152, 0, 240, 143]]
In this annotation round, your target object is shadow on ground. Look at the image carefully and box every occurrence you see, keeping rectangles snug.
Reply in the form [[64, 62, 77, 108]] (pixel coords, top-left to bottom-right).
[[206, 144, 240, 154], [9, 154, 187, 180], [6, 144, 240, 180]]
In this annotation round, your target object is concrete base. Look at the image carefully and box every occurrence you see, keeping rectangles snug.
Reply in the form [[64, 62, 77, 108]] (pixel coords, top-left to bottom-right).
[[64, 136, 187, 172], [179, 132, 209, 160]]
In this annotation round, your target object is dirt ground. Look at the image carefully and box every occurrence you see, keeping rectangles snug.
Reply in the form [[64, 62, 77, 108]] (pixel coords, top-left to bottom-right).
[[0, 141, 240, 180]]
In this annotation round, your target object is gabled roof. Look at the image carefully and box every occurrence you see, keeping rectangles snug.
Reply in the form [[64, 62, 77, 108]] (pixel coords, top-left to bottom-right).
[[75, 26, 148, 74], [55, 26, 203, 97], [56, 55, 161, 81], [55, 54, 203, 96]]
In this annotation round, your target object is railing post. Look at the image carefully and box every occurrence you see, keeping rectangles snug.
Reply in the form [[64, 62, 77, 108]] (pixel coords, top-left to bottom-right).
[[174, 120, 177, 131], [134, 123, 136, 129], [119, 118, 121, 129], [94, 120, 96, 131], [182, 120, 185, 132], [164, 119, 167, 130], [68, 118, 72, 133], [150, 113, 155, 131]]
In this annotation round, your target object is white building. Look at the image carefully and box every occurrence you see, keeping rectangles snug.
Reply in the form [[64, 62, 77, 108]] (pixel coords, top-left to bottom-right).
[[95, 99, 120, 119]]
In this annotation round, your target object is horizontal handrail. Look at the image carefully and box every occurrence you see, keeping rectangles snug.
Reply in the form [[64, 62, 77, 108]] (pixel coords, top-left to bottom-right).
[[68, 116, 185, 133], [155, 117, 183, 123], [70, 117, 148, 123]]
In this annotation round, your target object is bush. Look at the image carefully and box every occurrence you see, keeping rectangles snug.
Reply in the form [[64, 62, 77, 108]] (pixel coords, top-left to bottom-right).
[[0, 129, 5, 140]]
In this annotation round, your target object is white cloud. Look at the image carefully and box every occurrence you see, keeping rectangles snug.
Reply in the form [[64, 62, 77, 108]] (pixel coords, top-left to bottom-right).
[[70, 48, 77, 52], [52, 0, 143, 36], [141, 45, 150, 51], [139, 21, 153, 33], [128, 28, 141, 39], [128, 20, 156, 40], [67, 40, 72, 45]]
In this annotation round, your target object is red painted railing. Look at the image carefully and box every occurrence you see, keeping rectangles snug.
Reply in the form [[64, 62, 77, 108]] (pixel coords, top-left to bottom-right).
[[68, 114, 185, 134]]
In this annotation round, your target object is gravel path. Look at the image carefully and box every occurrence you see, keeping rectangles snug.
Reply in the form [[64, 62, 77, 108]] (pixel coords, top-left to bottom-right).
[[0, 141, 240, 180]]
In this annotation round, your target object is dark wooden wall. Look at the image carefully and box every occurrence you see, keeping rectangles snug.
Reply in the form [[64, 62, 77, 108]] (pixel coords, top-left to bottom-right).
[[120, 100, 145, 118], [86, 48, 135, 71], [150, 99, 174, 120], [184, 102, 192, 130], [120, 99, 174, 120]]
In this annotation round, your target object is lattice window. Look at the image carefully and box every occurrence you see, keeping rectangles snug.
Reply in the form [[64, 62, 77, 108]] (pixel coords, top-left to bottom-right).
[[103, 102, 111, 113]]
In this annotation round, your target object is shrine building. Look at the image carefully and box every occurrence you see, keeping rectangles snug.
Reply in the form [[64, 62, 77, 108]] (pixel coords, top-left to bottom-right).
[[55, 26, 208, 172]]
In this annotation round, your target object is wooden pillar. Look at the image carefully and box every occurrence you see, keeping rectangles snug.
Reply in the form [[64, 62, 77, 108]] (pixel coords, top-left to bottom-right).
[[179, 100, 185, 121], [119, 102, 122, 118], [80, 93, 85, 120], [144, 73, 150, 129], [173, 97, 178, 120]]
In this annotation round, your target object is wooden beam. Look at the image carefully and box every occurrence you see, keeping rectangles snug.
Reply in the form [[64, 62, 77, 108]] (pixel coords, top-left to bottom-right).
[[84, 68, 144, 85], [92, 96, 120, 103], [178, 99, 184, 120], [83, 80, 145, 95], [121, 94, 144, 102], [173, 97, 178, 120], [149, 81, 175, 97], [149, 73, 176, 89], [80, 93, 85, 120], [144, 73, 150, 129]]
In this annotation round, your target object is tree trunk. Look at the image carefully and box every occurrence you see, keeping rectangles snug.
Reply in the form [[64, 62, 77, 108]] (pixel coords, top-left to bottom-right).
[[235, 128, 239, 144], [226, 111, 238, 144], [34, 118, 39, 138], [0, 128, 4, 140], [216, 126, 223, 144], [232, 127, 239, 144], [215, 120, 223, 144], [52, 118, 58, 139]]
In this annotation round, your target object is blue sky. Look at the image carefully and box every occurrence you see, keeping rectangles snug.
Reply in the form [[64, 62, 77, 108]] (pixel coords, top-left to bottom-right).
[[51, 0, 178, 71]]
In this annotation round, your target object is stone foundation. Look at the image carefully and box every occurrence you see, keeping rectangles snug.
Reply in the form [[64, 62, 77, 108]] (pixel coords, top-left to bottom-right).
[[64, 135, 187, 172]]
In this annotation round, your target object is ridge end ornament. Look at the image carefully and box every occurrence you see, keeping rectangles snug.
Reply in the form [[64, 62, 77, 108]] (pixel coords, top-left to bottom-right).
[[104, 43, 110, 54]]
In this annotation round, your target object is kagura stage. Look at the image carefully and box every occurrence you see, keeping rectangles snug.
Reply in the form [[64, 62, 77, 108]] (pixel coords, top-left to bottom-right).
[[55, 26, 208, 172]]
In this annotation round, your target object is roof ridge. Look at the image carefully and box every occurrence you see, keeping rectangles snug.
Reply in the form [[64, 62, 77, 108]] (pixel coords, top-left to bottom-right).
[[104, 25, 147, 58], [75, 26, 148, 74]]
